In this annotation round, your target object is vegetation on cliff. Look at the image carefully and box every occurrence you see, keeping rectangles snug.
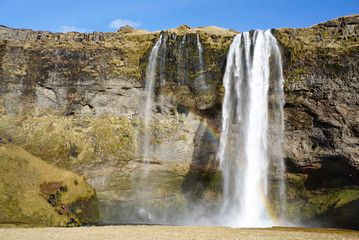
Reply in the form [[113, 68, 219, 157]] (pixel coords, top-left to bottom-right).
[[0, 109, 136, 171], [0, 144, 100, 227], [286, 172, 359, 229]]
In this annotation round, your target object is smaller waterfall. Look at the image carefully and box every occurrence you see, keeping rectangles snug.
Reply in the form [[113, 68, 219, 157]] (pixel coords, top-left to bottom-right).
[[194, 34, 206, 91], [158, 35, 168, 87], [143, 34, 164, 163], [177, 35, 187, 85], [217, 30, 286, 227], [133, 33, 168, 223], [197, 34, 205, 70]]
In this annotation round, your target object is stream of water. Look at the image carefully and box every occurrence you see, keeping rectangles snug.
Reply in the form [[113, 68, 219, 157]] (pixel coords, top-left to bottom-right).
[[143, 34, 164, 164], [217, 30, 286, 227]]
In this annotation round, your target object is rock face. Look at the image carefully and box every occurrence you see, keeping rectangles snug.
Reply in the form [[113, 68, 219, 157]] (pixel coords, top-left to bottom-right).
[[0, 144, 100, 227], [275, 15, 359, 174], [274, 15, 359, 229], [0, 15, 358, 228]]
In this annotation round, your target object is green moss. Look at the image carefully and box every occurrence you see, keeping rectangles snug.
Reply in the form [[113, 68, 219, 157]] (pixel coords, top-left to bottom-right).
[[294, 68, 307, 76], [177, 134, 188, 141], [105, 32, 157, 80], [0, 144, 99, 227], [287, 68, 308, 82], [285, 170, 359, 229], [0, 112, 136, 170], [181, 170, 222, 202], [347, 36, 357, 42], [150, 138, 163, 144], [321, 31, 330, 38], [287, 173, 307, 193], [325, 63, 348, 73], [90, 115, 136, 159], [288, 189, 359, 221]]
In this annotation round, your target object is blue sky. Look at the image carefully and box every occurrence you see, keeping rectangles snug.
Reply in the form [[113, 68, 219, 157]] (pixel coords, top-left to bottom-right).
[[1, 0, 358, 33]]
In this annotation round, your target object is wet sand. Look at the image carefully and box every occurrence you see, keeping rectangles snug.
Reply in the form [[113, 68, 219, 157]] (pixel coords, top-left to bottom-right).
[[1, 225, 359, 240]]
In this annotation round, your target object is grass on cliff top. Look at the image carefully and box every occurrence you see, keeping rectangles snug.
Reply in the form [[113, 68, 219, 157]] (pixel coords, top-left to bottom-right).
[[275, 21, 359, 69], [0, 144, 96, 227], [167, 25, 238, 36]]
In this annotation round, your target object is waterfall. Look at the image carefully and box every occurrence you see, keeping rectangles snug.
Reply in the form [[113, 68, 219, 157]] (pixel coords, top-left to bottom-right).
[[217, 30, 286, 227], [194, 34, 206, 90], [197, 34, 205, 70], [132, 33, 168, 223], [143, 34, 164, 163], [177, 35, 187, 85]]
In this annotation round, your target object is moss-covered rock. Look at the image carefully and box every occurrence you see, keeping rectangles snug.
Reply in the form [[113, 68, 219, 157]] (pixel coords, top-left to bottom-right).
[[0, 144, 100, 227], [285, 172, 359, 230], [0, 111, 136, 170]]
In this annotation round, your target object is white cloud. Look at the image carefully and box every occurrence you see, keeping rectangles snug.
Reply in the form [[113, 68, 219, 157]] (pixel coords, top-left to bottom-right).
[[109, 19, 141, 29], [55, 26, 93, 33]]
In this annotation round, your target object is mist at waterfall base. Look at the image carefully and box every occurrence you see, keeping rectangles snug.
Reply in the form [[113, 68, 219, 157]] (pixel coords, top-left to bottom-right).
[[115, 30, 287, 227]]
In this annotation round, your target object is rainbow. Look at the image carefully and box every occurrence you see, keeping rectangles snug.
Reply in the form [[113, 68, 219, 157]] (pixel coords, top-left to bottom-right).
[[178, 104, 284, 227], [259, 185, 284, 227], [179, 105, 220, 143]]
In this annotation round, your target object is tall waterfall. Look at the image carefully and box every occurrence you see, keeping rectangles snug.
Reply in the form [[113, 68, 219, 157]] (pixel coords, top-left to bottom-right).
[[217, 30, 286, 227]]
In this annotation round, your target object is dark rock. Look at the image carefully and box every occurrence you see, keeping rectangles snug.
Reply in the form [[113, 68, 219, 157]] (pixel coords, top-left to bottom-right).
[[324, 21, 339, 27], [118, 25, 135, 34]]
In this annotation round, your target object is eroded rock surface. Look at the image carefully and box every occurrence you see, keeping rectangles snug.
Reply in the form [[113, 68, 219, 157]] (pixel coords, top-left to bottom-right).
[[274, 15, 359, 229], [275, 15, 359, 176]]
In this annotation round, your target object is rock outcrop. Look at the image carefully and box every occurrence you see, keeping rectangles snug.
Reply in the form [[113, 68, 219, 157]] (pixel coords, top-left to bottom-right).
[[0, 15, 358, 228]]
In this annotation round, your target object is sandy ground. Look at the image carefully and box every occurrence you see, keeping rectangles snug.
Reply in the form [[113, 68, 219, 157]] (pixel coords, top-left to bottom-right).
[[0, 225, 359, 240]]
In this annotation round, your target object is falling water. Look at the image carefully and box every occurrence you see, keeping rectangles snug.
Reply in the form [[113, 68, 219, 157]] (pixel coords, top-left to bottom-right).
[[197, 34, 205, 70], [132, 33, 167, 222], [217, 30, 286, 227], [143, 34, 164, 163], [177, 35, 187, 85], [194, 34, 206, 90]]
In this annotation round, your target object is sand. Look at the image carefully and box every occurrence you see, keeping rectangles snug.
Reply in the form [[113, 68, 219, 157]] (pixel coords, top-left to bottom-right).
[[1, 226, 359, 240]]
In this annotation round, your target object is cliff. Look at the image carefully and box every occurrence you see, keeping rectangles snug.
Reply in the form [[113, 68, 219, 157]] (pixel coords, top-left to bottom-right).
[[0, 15, 358, 228], [275, 15, 359, 228], [276, 15, 359, 174]]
